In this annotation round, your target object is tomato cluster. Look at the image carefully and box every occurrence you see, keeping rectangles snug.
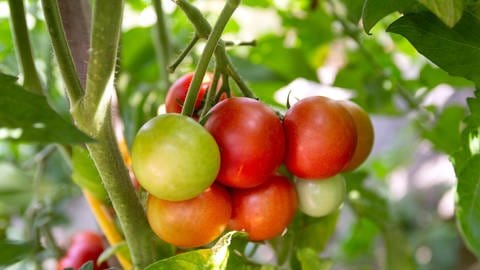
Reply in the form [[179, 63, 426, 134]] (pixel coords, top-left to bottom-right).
[[131, 74, 374, 248], [57, 231, 108, 270]]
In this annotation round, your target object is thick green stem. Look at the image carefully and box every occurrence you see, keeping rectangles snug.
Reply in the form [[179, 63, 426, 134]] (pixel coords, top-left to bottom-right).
[[8, 0, 43, 94], [72, 0, 164, 268], [181, 0, 241, 116], [40, 0, 84, 104], [152, 0, 171, 89]]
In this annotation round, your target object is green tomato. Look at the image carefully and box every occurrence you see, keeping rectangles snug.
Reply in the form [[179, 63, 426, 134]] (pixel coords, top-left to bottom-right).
[[132, 114, 220, 201], [294, 175, 346, 217]]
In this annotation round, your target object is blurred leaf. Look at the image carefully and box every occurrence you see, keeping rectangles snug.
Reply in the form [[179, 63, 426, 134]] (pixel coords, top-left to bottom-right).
[[0, 74, 92, 143], [337, 218, 379, 263], [419, 105, 466, 155], [242, 0, 272, 8], [454, 90, 480, 258], [361, 0, 417, 33], [0, 240, 34, 266], [295, 212, 339, 252], [79, 261, 94, 270], [72, 147, 108, 202], [145, 231, 246, 270], [0, 162, 32, 215], [339, 0, 364, 23], [296, 248, 332, 270], [417, 0, 464, 27], [418, 64, 473, 88], [387, 11, 480, 85]]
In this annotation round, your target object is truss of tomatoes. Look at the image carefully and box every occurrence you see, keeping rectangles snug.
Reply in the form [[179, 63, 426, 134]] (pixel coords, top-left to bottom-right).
[[131, 73, 374, 249]]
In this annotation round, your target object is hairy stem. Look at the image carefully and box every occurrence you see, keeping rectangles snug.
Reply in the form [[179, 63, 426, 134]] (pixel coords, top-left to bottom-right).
[[40, 0, 84, 104], [181, 0, 241, 116], [8, 0, 43, 94]]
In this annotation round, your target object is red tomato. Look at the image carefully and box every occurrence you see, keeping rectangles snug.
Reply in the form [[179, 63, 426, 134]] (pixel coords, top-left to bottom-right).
[[284, 96, 357, 179], [229, 175, 297, 241], [338, 100, 374, 171], [165, 72, 222, 116], [204, 97, 285, 188], [57, 232, 108, 270], [147, 184, 232, 248]]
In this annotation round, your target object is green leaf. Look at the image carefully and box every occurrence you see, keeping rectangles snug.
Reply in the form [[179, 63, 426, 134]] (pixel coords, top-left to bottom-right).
[[295, 212, 340, 252], [296, 248, 332, 270], [417, 0, 464, 27], [0, 73, 92, 143], [0, 162, 32, 215], [361, 0, 417, 33], [79, 261, 94, 270], [72, 147, 108, 202], [0, 240, 34, 266], [419, 105, 466, 155], [145, 231, 245, 270], [387, 11, 480, 85]]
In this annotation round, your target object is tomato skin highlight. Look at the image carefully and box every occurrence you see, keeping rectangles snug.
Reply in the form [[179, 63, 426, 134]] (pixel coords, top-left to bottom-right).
[[229, 175, 297, 241], [205, 97, 285, 188], [147, 184, 232, 248], [132, 114, 220, 201], [338, 100, 374, 171], [284, 96, 357, 179], [295, 175, 346, 218]]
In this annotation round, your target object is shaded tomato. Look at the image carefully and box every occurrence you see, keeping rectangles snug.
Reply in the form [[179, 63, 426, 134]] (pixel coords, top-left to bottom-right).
[[57, 231, 108, 270], [295, 175, 346, 217], [229, 175, 297, 241], [338, 100, 374, 171], [132, 114, 220, 201], [165, 72, 212, 114], [147, 184, 232, 248], [204, 97, 285, 188], [284, 96, 357, 179]]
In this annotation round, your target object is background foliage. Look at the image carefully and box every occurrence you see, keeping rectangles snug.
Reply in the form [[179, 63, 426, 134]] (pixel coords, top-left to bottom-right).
[[0, 0, 479, 269]]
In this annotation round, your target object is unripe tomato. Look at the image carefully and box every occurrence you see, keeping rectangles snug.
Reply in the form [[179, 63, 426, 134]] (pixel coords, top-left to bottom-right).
[[165, 72, 212, 114], [229, 175, 297, 241], [147, 184, 232, 248], [295, 175, 346, 217], [338, 100, 374, 171], [132, 114, 220, 201], [57, 231, 108, 270], [284, 96, 357, 179], [204, 97, 285, 188]]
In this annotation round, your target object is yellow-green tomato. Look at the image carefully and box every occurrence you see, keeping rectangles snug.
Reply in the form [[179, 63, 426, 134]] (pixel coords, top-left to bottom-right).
[[294, 175, 346, 217], [131, 114, 220, 201]]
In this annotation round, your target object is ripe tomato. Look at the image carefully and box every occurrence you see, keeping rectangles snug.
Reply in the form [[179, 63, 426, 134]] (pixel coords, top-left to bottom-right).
[[284, 96, 357, 179], [204, 97, 285, 188], [165, 72, 212, 114], [132, 114, 220, 201], [338, 100, 374, 171], [147, 184, 232, 248], [57, 231, 108, 270], [229, 175, 297, 241], [295, 175, 346, 217]]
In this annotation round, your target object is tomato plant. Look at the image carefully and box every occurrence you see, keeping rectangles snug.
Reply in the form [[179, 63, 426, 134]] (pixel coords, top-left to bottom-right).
[[146, 183, 232, 248], [57, 231, 108, 270], [295, 175, 346, 218], [284, 96, 357, 179], [339, 100, 375, 171], [131, 113, 220, 201], [229, 175, 297, 241], [204, 97, 285, 188]]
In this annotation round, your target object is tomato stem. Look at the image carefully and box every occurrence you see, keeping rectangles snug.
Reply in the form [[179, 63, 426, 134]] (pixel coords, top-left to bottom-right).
[[181, 0, 241, 117], [7, 0, 44, 95]]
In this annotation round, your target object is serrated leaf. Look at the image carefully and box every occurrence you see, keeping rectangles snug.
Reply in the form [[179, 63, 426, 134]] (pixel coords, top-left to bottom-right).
[[0, 73, 92, 144], [72, 147, 108, 202], [145, 231, 245, 270], [296, 248, 332, 270], [418, 0, 464, 27], [387, 11, 480, 85], [0, 240, 34, 266], [361, 0, 417, 33]]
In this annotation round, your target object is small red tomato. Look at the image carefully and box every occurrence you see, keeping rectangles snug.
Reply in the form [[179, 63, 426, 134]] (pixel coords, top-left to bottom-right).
[[204, 97, 285, 188], [229, 175, 297, 241], [284, 96, 357, 179], [57, 232, 108, 270]]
